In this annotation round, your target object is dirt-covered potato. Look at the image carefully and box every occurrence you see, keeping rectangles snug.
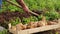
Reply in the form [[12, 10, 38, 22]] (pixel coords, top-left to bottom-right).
[[16, 23, 27, 30], [27, 22, 37, 29], [48, 21, 57, 25], [33, 22, 38, 27], [22, 25, 27, 30], [37, 17, 48, 26], [11, 26, 16, 31], [52, 19, 58, 23], [37, 21, 47, 27], [37, 21, 43, 27], [16, 23, 24, 30]]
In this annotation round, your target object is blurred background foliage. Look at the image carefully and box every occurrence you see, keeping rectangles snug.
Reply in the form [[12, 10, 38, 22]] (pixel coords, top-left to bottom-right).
[[2, 0, 60, 12], [1, 0, 60, 21]]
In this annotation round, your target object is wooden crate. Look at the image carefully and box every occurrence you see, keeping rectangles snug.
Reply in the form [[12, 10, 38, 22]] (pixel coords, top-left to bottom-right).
[[9, 19, 60, 34]]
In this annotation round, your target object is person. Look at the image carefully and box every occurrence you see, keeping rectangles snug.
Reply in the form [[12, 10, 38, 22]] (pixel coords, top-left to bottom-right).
[[0, 0, 2, 9]]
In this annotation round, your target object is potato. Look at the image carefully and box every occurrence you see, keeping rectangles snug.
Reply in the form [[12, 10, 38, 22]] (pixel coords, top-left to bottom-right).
[[11, 26, 16, 31], [22, 25, 27, 30], [28, 22, 34, 25], [27, 22, 37, 29], [16, 23, 27, 30], [41, 17, 48, 26], [16, 23, 24, 30], [33, 22, 38, 27], [48, 21, 57, 25], [37, 21, 43, 27], [37, 21, 47, 27]]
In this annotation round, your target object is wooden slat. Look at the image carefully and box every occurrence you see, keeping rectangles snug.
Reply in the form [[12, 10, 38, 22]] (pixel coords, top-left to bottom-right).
[[17, 24, 60, 34]]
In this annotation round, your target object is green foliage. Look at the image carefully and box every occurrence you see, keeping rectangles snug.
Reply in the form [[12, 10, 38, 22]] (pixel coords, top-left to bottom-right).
[[2, 0, 60, 12], [44, 11, 60, 20], [9, 17, 21, 26], [45, 0, 55, 11], [2, 0, 23, 13], [1, 1, 8, 12], [30, 16, 38, 22], [22, 17, 30, 24], [24, 0, 60, 11], [24, 0, 46, 10], [2, 0, 60, 22], [22, 16, 38, 24], [0, 29, 7, 34], [53, 0, 60, 11], [37, 15, 43, 21]]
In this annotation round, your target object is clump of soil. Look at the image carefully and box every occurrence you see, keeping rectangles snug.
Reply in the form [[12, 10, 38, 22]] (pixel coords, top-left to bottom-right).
[[0, 11, 30, 23], [0, 10, 43, 23]]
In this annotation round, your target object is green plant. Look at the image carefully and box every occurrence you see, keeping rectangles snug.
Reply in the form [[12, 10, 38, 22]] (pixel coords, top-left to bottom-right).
[[9, 17, 21, 26], [2, 0, 24, 13], [2, 0, 60, 12], [37, 15, 43, 21], [22, 16, 38, 24], [44, 11, 60, 20], [0, 29, 7, 34], [54, 0, 60, 11], [2, 0, 60, 21], [45, 0, 55, 11], [22, 17, 30, 24]]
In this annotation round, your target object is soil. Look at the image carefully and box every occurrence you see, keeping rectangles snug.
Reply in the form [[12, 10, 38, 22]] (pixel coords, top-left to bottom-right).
[[0, 10, 43, 23], [0, 11, 30, 23]]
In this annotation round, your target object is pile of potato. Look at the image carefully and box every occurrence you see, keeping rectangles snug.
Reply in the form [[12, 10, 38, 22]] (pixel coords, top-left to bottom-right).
[[10, 17, 58, 31]]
